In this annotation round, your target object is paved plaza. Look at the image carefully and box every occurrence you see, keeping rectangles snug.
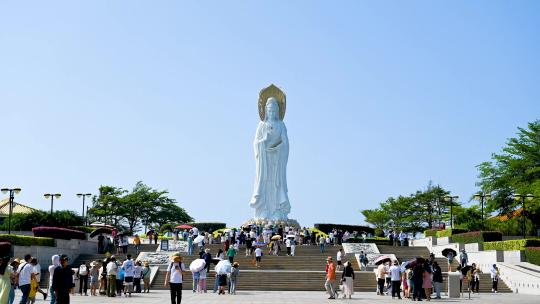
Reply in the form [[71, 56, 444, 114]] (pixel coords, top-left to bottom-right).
[[13, 291, 540, 304]]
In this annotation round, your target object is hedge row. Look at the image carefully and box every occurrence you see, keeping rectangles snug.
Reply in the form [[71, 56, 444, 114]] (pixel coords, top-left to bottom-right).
[[450, 231, 502, 244], [0, 242, 12, 257], [187, 222, 226, 233], [436, 229, 468, 238], [424, 229, 440, 237], [525, 247, 540, 266], [0, 234, 55, 247], [32, 226, 86, 240], [484, 239, 540, 251], [314, 223, 374, 235]]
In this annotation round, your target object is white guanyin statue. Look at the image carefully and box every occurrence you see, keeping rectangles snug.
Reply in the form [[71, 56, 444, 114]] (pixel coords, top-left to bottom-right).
[[249, 85, 291, 221]]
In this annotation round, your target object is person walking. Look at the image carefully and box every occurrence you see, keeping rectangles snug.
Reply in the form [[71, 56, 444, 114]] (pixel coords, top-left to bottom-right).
[[336, 249, 343, 271], [229, 262, 239, 295], [16, 254, 34, 304], [254, 247, 263, 268], [77, 260, 89, 296], [164, 254, 186, 304], [88, 262, 99, 296], [51, 255, 74, 304], [285, 238, 292, 256], [341, 261, 354, 299], [324, 257, 338, 299], [122, 254, 134, 297], [319, 235, 326, 253], [106, 257, 118, 297], [432, 261, 443, 299], [133, 261, 142, 293], [0, 256, 13, 304], [142, 262, 151, 293], [290, 237, 296, 256], [459, 249, 468, 268], [29, 258, 47, 300], [389, 260, 402, 299], [376, 262, 386, 296], [191, 269, 200, 293], [48, 255, 60, 304], [447, 251, 455, 272], [133, 235, 141, 256], [422, 262, 433, 301], [470, 264, 481, 294], [198, 267, 207, 293], [490, 264, 499, 293], [399, 231, 407, 246], [226, 246, 236, 263], [412, 258, 424, 301]]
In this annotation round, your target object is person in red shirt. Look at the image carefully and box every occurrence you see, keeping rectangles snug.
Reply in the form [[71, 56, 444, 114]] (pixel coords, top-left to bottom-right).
[[325, 257, 338, 299]]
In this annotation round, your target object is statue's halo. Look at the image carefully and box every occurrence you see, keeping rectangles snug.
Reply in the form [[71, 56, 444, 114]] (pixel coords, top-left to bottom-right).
[[258, 84, 286, 121]]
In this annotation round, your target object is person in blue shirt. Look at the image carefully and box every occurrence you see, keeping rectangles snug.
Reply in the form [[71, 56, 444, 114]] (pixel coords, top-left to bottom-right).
[[116, 264, 125, 297]]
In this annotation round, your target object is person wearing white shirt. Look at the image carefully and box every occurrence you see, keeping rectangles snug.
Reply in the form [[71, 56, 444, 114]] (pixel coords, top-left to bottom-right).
[[285, 238, 292, 256], [122, 255, 135, 297], [164, 255, 186, 304], [106, 257, 118, 297], [336, 249, 343, 271], [17, 254, 35, 304], [254, 247, 263, 268], [399, 231, 407, 246], [389, 261, 402, 299]]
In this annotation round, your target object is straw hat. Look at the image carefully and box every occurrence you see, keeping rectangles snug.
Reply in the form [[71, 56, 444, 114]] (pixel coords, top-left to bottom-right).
[[144, 261, 149, 267], [171, 252, 182, 262]]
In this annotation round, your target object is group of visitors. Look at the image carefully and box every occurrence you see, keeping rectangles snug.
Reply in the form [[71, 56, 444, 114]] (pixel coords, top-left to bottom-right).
[[0, 253, 73, 304], [324, 256, 355, 299]]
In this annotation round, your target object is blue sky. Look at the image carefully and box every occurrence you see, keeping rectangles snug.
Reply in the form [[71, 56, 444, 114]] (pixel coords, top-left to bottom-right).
[[1, 1, 539, 227]]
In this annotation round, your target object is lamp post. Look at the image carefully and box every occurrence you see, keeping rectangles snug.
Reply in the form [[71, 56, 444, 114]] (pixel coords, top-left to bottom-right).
[[473, 192, 492, 231], [444, 195, 459, 229], [1, 187, 21, 234], [77, 193, 92, 226], [44, 193, 61, 215], [513, 194, 535, 239]]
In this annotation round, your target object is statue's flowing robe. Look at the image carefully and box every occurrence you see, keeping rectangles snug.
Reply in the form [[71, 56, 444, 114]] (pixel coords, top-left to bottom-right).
[[249, 120, 291, 220]]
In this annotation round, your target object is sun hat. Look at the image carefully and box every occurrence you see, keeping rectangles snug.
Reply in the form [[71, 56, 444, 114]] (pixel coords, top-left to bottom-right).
[[144, 261, 149, 267]]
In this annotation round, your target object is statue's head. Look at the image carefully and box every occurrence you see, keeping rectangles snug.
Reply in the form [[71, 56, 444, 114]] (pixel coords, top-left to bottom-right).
[[265, 97, 279, 121]]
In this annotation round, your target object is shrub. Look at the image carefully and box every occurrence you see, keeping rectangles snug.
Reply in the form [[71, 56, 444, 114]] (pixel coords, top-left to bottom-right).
[[0, 242, 12, 257], [525, 247, 540, 266], [160, 223, 175, 233], [314, 223, 374, 235], [424, 229, 440, 237], [451, 231, 502, 244], [187, 222, 226, 233], [0, 234, 55, 247], [484, 239, 540, 251], [32, 227, 86, 240], [435, 229, 469, 238]]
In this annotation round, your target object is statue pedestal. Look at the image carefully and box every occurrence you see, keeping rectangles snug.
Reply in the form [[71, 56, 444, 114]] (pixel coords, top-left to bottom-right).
[[242, 218, 301, 229]]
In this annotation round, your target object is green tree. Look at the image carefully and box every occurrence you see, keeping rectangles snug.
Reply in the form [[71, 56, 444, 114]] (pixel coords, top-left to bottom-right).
[[477, 120, 540, 235]]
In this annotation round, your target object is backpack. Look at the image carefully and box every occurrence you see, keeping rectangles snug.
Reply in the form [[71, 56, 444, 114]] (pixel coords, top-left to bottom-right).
[[79, 264, 88, 276]]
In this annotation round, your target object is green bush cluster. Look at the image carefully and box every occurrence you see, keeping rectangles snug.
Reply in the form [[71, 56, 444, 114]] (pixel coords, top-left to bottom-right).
[[187, 222, 226, 233], [450, 231, 502, 244], [424, 229, 440, 237], [484, 239, 540, 251], [0, 234, 55, 247], [525, 247, 540, 266]]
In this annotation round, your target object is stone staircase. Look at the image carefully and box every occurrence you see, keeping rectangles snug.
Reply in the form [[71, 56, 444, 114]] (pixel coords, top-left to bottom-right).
[[151, 244, 377, 291]]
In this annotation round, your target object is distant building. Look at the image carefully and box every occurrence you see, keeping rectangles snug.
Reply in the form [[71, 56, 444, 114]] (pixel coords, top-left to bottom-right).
[[0, 198, 37, 225]]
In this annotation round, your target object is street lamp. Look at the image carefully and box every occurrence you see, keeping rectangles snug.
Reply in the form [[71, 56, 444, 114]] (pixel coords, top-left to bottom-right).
[[44, 193, 61, 215], [444, 195, 459, 229], [513, 193, 535, 239], [77, 193, 92, 226], [473, 192, 491, 230], [1, 187, 21, 234]]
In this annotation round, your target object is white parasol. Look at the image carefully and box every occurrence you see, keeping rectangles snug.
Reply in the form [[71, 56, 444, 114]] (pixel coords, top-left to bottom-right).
[[189, 259, 206, 272], [214, 260, 232, 275]]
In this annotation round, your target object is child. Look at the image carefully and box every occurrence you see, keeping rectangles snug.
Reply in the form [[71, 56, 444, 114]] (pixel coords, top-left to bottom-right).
[[89, 261, 99, 296], [28, 272, 38, 304]]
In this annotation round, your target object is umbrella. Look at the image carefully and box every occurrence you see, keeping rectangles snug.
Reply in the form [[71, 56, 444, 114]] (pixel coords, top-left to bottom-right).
[[374, 255, 392, 265], [215, 260, 232, 275], [176, 224, 193, 229], [442, 248, 457, 257], [146, 230, 155, 236], [254, 242, 267, 247], [90, 227, 112, 238], [271, 235, 282, 241], [193, 235, 205, 244], [189, 259, 206, 272], [461, 265, 472, 276]]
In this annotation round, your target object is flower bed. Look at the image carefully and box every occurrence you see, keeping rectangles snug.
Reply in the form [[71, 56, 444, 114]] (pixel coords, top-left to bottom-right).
[[32, 226, 86, 240], [0, 234, 55, 247]]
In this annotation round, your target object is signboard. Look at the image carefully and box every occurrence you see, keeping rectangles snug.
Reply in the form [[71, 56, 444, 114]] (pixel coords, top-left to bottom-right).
[[160, 239, 169, 251]]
